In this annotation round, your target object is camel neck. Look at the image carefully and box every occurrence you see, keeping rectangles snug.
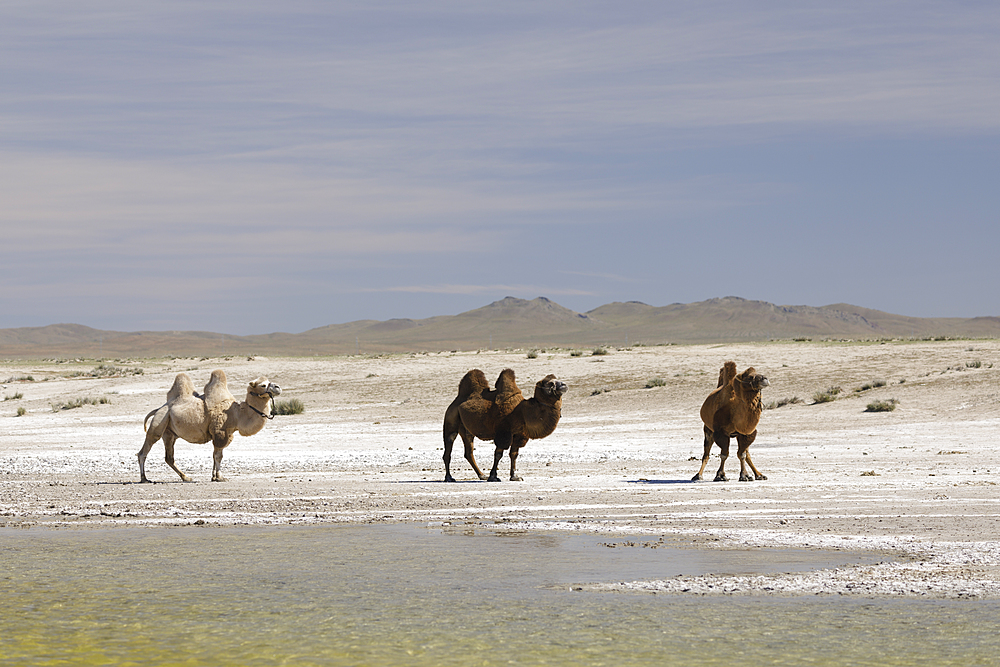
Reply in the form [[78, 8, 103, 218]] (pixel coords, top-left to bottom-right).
[[237, 397, 271, 436]]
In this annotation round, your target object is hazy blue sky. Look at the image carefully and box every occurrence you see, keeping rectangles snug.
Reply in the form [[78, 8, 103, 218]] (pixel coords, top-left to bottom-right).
[[3, 1, 998, 334]]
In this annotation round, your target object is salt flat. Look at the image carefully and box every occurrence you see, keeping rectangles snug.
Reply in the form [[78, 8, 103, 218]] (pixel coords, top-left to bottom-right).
[[2, 340, 999, 598]]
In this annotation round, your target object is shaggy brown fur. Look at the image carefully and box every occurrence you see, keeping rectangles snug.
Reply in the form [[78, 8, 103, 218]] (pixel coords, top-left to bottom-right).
[[442, 369, 567, 482], [138, 370, 281, 482], [692, 361, 770, 482]]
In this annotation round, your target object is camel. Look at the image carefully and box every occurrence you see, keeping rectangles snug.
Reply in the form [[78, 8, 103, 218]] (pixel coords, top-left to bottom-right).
[[692, 361, 769, 482], [442, 368, 567, 482], [137, 370, 281, 483]]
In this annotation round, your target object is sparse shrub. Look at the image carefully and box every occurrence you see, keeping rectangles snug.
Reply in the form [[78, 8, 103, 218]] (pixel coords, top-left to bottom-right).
[[96, 363, 143, 377], [645, 377, 667, 388], [966, 360, 983, 369], [273, 398, 305, 415], [3, 392, 23, 401], [812, 386, 842, 404], [766, 396, 803, 410], [855, 379, 887, 393], [860, 470, 880, 477], [592, 347, 609, 356], [865, 398, 899, 412], [591, 388, 609, 396], [51, 396, 111, 411], [569, 350, 583, 357], [4, 375, 34, 383], [67, 364, 143, 379], [16, 407, 27, 417], [527, 350, 539, 359]]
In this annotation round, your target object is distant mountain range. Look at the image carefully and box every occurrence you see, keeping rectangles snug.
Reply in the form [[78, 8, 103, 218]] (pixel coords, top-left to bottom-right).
[[3, 296, 999, 358]]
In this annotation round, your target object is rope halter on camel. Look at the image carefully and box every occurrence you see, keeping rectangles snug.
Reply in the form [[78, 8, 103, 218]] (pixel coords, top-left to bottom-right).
[[247, 387, 277, 420]]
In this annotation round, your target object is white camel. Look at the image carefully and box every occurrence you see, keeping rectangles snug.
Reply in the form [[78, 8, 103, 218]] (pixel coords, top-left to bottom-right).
[[138, 370, 280, 482]]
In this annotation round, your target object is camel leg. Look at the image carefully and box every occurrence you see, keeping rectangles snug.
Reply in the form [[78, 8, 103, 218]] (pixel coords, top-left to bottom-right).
[[713, 432, 731, 482], [211, 434, 233, 482], [508, 436, 527, 481], [488, 447, 506, 482], [443, 428, 458, 482], [138, 410, 170, 483], [163, 432, 193, 482], [137, 432, 159, 483], [461, 429, 487, 480], [738, 430, 766, 480], [692, 426, 714, 481], [211, 447, 226, 482], [488, 429, 513, 482], [508, 446, 521, 481]]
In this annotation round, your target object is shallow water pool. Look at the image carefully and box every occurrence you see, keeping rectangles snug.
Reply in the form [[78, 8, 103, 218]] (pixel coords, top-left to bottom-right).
[[1, 524, 998, 665]]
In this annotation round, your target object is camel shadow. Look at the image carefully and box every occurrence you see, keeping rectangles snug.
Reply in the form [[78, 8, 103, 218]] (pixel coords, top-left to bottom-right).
[[95, 480, 190, 485], [627, 478, 694, 485], [397, 479, 488, 484]]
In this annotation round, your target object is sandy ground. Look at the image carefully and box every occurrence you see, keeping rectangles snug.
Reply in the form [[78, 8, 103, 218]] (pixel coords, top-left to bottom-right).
[[2, 340, 1000, 599]]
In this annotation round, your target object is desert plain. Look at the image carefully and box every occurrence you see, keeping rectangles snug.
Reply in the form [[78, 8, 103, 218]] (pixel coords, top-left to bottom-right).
[[2, 339, 999, 598]]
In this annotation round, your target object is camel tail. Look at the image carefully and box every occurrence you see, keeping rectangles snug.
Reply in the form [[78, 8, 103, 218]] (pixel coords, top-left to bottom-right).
[[143, 406, 162, 432]]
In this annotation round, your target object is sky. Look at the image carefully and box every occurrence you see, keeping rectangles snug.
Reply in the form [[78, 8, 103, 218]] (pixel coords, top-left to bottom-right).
[[2, 1, 998, 335]]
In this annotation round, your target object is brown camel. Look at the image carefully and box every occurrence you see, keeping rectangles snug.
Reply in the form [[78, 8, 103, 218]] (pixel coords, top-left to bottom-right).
[[442, 368, 567, 482], [138, 370, 281, 482], [692, 361, 769, 482]]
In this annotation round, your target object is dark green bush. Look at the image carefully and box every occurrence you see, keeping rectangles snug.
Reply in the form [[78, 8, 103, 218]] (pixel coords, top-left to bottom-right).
[[273, 398, 305, 415]]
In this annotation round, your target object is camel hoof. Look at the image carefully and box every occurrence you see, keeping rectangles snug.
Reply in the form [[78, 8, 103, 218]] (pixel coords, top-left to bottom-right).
[[487, 474, 502, 482], [139, 478, 151, 484], [714, 473, 728, 482], [691, 474, 704, 482], [211, 476, 226, 482], [739, 473, 754, 482], [444, 474, 456, 483], [510, 475, 523, 482], [756, 474, 768, 480]]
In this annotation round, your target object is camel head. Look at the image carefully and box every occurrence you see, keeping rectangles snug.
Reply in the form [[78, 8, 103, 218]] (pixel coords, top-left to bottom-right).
[[735, 367, 769, 392], [533, 374, 568, 404], [248, 377, 281, 399], [242, 377, 281, 422]]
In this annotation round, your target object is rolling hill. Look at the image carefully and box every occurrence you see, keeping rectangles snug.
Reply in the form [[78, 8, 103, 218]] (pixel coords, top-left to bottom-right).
[[2, 296, 998, 358]]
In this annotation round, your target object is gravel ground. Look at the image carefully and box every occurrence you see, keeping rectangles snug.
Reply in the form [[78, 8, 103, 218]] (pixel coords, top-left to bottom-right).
[[3, 340, 999, 598]]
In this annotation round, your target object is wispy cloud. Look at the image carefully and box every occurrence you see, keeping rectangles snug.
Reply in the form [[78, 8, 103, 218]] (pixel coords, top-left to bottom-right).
[[2, 2, 998, 330]]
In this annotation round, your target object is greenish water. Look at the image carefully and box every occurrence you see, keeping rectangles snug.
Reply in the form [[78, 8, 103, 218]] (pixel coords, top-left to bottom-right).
[[1, 524, 998, 666]]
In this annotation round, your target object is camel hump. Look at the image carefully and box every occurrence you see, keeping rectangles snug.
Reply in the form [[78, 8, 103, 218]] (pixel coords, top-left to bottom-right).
[[167, 373, 197, 403], [203, 369, 236, 408], [493, 368, 523, 416], [494, 368, 520, 397], [457, 369, 490, 400], [206, 369, 227, 389], [717, 361, 738, 388]]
